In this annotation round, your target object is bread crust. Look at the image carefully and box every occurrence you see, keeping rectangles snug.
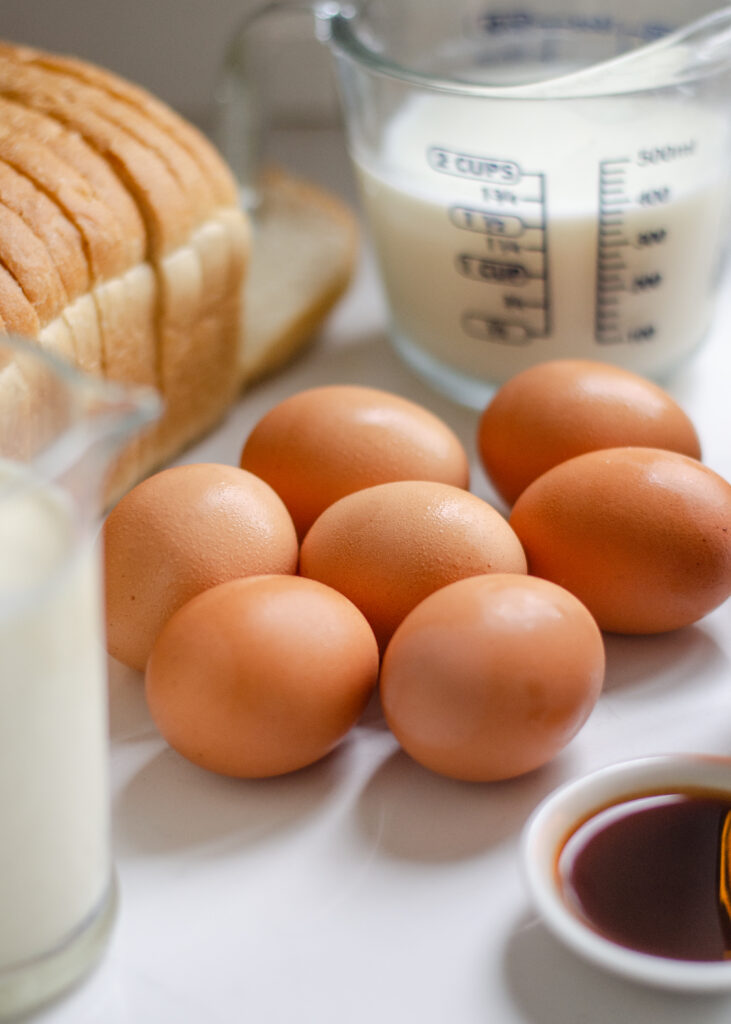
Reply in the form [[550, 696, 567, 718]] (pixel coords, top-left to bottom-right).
[[0, 158, 90, 299], [0, 95, 146, 272], [0, 201, 67, 323], [0, 262, 39, 336], [0, 122, 132, 283], [0, 63, 217, 232], [0, 58, 193, 256], [5, 45, 238, 206]]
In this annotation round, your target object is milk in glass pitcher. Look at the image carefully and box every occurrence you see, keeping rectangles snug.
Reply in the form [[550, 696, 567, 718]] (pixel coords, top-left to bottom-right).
[[0, 337, 159, 1018]]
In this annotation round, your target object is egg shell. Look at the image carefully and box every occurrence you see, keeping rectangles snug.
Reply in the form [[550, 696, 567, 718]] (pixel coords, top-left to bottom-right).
[[478, 359, 702, 505], [380, 574, 605, 782], [509, 447, 731, 634], [299, 479, 527, 648], [239, 384, 470, 537], [145, 575, 379, 778], [104, 463, 298, 671]]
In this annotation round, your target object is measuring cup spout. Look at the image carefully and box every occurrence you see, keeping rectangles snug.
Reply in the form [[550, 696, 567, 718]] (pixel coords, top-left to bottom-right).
[[518, 4, 731, 97], [679, 5, 731, 73], [37, 369, 162, 505], [0, 336, 161, 510], [77, 374, 161, 459]]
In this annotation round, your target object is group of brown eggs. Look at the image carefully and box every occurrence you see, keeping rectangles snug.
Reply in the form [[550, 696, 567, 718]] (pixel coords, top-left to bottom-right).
[[103, 359, 731, 783]]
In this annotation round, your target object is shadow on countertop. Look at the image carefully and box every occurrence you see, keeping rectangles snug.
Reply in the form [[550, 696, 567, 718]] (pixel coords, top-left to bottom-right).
[[502, 911, 731, 1024]]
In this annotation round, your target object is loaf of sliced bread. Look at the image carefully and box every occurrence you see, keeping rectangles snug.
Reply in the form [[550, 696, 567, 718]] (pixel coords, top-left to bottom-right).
[[0, 40, 248, 499], [0, 41, 358, 502]]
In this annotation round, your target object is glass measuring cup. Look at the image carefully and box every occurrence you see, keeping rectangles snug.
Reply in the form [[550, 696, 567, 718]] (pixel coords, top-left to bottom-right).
[[0, 337, 159, 1019], [219, 0, 731, 407]]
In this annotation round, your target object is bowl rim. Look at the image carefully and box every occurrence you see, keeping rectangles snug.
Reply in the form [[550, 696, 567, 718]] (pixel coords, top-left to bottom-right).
[[521, 753, 731, 991]]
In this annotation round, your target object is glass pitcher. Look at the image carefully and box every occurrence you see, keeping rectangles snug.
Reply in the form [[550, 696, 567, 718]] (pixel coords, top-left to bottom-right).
[[0, 337, 160, 1019], [218, 0, 731, 407]]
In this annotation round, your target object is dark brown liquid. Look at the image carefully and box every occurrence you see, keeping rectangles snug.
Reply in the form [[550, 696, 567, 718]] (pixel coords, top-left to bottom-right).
[[557, 791, 731, 962]]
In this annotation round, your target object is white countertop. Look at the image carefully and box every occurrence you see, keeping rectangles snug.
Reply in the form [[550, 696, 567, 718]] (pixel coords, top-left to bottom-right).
[[35, 132, 731, 1024]]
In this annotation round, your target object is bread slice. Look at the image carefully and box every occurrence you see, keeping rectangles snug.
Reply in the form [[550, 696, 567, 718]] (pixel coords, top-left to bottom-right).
[[37, 315, 77, 363], [155, 208, 249, 459], [61, 293, 103, 375], [241, 166, 358, 384], [0, 262, 39, 336], [0, 158, 90, 300], [0, 201, 67, 322]]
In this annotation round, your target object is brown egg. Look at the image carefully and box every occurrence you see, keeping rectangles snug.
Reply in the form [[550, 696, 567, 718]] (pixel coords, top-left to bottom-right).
[[239, 384, 470, 537], [478, 359, 702, 505], [104, 463, 298, 671], [381, 574, 605, 781], [145, 575, 379, 777], [509, 447, 731, 633], [299, 480, 527, 648]]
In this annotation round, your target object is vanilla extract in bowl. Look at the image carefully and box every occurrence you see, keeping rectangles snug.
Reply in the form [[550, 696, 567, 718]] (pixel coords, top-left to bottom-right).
[[557, 791, 731, 963]]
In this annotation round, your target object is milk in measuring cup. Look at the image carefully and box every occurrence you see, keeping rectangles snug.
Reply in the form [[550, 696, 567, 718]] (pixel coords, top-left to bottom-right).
[[0, 465, 111, 971], [355, 91, 731, 402]]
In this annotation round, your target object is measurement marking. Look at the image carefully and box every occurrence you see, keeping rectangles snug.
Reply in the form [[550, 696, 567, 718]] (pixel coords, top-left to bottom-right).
[[597, 156, 634, 341], [539, 173, 550, 337], [453, 168, 550, 339]]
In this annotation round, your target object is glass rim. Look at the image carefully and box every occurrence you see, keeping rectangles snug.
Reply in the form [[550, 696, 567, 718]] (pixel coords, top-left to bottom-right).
[[325, 2, 731, 99]]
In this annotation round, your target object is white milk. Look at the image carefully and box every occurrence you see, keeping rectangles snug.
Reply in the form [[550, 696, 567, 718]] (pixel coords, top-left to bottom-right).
[[0, 466, 111, 973], [354, 91, 731, 401]]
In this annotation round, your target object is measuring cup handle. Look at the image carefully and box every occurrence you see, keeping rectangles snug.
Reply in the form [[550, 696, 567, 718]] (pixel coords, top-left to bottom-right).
[[214, 0, 341, 210]]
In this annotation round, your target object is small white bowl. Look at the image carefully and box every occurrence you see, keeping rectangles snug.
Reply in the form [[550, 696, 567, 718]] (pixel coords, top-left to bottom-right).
[[521, 753, 731, 992]]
